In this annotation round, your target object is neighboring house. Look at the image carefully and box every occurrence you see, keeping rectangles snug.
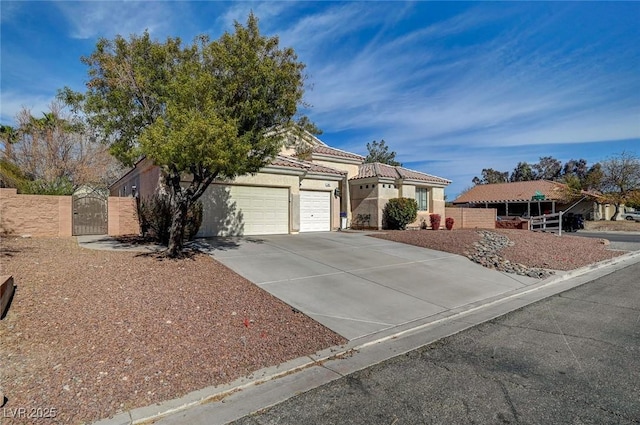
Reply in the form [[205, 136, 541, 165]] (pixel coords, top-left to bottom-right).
[[109, 131, 451, 236], [452, 180, 614, 220]]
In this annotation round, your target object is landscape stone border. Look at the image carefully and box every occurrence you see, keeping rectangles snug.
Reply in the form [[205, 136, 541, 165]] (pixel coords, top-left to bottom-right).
[[466, 230, 554, 279]]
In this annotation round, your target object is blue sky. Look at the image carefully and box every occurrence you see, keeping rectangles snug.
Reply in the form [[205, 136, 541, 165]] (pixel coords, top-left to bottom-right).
[[1, 1, 639, 198]]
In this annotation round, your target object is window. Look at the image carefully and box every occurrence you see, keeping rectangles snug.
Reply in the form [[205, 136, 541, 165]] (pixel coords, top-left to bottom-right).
[[416, 188, 428, 211]]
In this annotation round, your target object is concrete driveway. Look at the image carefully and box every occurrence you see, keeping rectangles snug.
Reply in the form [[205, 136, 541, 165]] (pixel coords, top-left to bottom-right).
[[196, 232, 538, 340]]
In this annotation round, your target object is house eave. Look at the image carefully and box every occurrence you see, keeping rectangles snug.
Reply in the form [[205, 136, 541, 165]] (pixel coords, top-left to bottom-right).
[[311, 153, 364, 165], [260, 165, 308, 177], [304, 172, 345, 182], [401, 178, 450, 188]]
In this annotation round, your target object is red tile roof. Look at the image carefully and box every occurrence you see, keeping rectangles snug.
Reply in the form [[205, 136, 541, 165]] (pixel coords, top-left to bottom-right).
[[270, 155, 346, 176], [311, 145, 365, 161], [453, 180, 570, 204], [351, 163, 451, 185]]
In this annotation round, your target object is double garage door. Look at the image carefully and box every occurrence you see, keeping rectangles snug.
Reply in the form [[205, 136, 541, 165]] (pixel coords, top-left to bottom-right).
[[198, 185, 289, 237], [198, 186, 331, 236]]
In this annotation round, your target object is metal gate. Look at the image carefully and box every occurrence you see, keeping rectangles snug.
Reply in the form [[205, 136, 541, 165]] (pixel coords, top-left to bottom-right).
[[72, 194, 108, 235]]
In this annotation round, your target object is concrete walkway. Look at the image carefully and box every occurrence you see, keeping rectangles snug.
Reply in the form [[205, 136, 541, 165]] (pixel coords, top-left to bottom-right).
[[194, 232, 538, 340]]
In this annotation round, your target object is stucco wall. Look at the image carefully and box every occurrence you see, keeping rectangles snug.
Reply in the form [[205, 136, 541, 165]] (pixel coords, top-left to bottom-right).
[[350, 180, 383, 229], [313, 160, 361, 179], [350, 182, 449, 229], [109, 158, 159, 199], [431, 187, 446, 219]]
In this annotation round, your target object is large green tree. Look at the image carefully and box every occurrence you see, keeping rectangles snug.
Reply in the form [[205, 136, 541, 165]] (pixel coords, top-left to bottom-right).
[[509, 162, 534, 182], [472, 168, 509, 185], [61, 14, 310, 256], [532, 156, 562, 180], [365, 139, 402, 166]]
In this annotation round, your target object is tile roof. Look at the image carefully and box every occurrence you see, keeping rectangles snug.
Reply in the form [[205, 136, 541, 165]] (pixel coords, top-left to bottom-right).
[[350, 163, 451, 185], [270, 155, 309, 170], [311, 145, 365, 161], [270, 155, 346, 176], [452, 180, 569, 204]]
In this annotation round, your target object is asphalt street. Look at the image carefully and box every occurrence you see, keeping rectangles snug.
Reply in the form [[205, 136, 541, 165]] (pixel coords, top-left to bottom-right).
[[231, 262, 640, 425], [576, 231, 640, 252]]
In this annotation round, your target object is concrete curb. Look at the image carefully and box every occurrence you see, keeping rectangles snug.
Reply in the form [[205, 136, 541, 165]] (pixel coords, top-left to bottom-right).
[[91, 250, 640, 425]]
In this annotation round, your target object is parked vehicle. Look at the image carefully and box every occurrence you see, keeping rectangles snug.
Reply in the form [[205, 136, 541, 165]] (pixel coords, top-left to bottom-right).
[[624, 211, 640, 222], [562, 213, 584, 232]]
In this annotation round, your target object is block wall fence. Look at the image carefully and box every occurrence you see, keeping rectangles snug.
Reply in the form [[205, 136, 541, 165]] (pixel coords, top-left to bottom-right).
[[0, 188, 139, 237], [444, 207, 497, 229]]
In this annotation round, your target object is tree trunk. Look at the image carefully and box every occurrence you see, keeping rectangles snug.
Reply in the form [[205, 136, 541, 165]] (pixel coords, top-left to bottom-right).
[[166, 196, 189, 257], [610, 203, 621, 221], [163, 167, 216, 257]]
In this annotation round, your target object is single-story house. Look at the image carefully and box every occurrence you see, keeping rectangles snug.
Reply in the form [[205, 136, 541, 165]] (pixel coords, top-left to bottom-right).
[[109, 130, 451, 236], [452, 180, 615, 220]]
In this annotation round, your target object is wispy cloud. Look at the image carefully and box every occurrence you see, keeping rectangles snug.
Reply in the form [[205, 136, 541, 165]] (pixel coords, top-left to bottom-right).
[[2, 1, 637, 198], [298, 2, 639, 152], [54, 1, 179, 39], [0, 92, 52, 124]]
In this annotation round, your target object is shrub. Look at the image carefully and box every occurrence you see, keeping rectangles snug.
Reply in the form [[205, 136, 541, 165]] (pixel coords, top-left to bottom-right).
[[445, 217, 455, 230], [137, 193, 203, 244], [22, 177, 75, 195], [383, 198, 418, 230], [429, 213, 441, 230]]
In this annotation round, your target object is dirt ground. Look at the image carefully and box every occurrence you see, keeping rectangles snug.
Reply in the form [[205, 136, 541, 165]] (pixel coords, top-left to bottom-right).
[[371, 228, 623, 271], [584, 219, 640, 232], [0, 237, 346, 425], [0, 227, 629, 423]]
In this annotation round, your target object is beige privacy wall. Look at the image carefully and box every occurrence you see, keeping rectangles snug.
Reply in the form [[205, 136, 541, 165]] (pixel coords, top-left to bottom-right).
[[107, 197, 140, 236], [0, 188, 139, 237], [444, 207, 497, 229]]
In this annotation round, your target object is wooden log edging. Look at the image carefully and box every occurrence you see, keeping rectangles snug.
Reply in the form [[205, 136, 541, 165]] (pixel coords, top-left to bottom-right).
[[1, 275, 15, 319]]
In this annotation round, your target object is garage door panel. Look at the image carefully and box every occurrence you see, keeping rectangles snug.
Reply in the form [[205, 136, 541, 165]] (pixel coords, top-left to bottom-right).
[[198, 185, 289, 237], [300, 191, 331, 232]]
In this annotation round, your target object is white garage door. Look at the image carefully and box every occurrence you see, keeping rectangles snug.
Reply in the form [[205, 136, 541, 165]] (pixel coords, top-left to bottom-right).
[[198, 185, 289, 236], [300, 191, 331, 232]]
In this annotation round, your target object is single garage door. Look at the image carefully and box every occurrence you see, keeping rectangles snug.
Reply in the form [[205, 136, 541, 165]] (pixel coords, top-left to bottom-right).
[[198, 185, 289, 236], [300, 190, 331, 232]]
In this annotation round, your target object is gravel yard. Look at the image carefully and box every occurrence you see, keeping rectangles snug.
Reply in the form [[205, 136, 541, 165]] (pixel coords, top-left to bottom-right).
[[371, 228, 624, 271], [0, 237, 346, 425], [0, 229, 627, 424]]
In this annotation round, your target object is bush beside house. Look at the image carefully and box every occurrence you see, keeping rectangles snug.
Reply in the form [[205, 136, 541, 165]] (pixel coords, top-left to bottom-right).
[[383, 198, 418, 230]]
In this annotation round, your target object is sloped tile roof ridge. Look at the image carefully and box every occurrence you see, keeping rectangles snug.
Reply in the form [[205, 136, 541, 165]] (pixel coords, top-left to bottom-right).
[[312, 145, 365, 160], [270, 155, 311, 170], [273, 154, 346, 175], [394, 164, 452, 183], [349, 162, 450, 184], [452, 179, 566, 204], [375, 162, 401, 178]]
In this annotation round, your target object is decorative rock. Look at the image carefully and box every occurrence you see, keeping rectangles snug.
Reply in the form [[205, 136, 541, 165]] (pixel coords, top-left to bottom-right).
[[467, 231, 554, 279]]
